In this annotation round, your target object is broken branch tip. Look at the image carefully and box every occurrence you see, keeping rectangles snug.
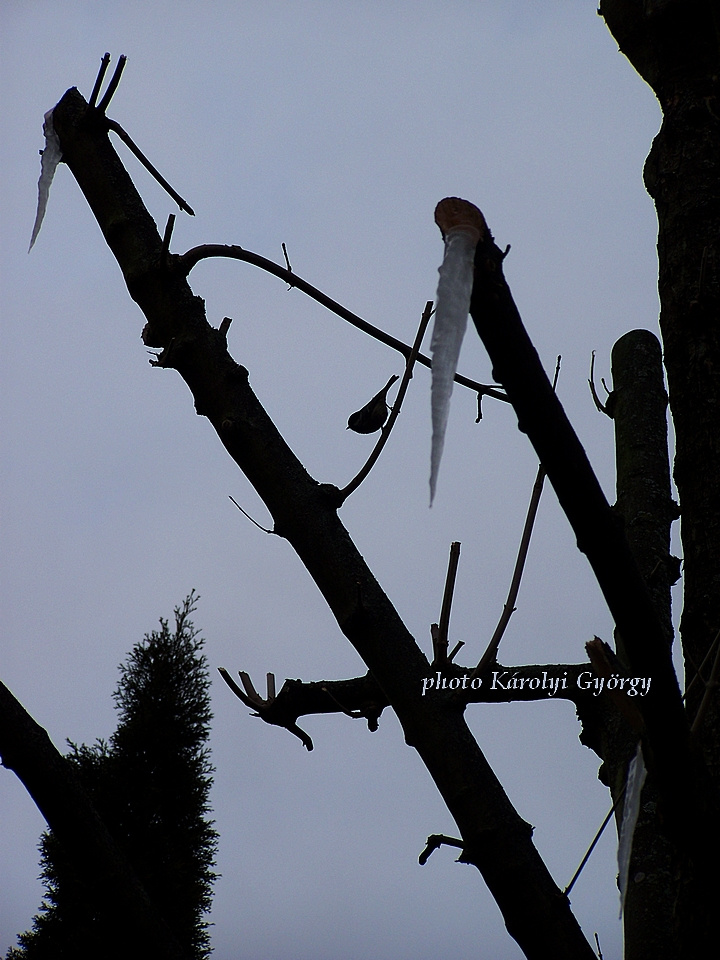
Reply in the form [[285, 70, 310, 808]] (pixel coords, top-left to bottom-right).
[[434, 197, 487, 242]]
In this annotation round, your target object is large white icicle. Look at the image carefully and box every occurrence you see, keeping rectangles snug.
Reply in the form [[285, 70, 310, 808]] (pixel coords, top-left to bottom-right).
[[617, 742, 647, 917], [29, 109, 63, 252], [429, 198, 485, 505]]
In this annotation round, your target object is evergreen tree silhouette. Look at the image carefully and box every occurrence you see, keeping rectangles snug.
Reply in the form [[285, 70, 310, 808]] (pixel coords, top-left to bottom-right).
[[8, 593, 217, 959]]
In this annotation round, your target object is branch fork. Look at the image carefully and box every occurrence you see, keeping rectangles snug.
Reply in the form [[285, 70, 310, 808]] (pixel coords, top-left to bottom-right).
[[218, 667, 314, 750]]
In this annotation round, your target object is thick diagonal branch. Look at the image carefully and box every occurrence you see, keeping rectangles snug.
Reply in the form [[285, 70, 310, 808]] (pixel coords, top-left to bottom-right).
[[50, 85, 595, 959], [467, 212, 719, 889]]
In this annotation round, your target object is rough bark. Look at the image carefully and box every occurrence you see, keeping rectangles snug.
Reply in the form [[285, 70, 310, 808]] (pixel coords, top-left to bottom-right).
[[600, 0, 720, 794], [50, 86, 596, 960], [611, 330, 678, 652], [609, 331, 679, 960], [599, 3, 720, 953]]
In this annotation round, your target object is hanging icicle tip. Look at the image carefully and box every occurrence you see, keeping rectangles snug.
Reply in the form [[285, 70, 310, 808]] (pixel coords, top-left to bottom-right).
[[29, 109, 63, 252], [429, 198, 487, 505]]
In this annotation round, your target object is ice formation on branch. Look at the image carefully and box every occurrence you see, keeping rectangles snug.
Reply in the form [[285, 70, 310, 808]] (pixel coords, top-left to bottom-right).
[[429, 198, 485, 504], [617, 742, 647, 916], [29, 109, 63, 252]]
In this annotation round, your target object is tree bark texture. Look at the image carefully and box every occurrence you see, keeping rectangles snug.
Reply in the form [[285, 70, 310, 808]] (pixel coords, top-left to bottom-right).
[[50, 87, 596, 960], [600, 3, 720, 953], [601, 0, 720, 784], [611, 330, 678, 652], [610, 331, 679, 960]]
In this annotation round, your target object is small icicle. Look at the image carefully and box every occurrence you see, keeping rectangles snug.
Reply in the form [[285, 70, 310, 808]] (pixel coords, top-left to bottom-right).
[[617, 742, 647, 917], [29, 109, 63, 252], [429, 198, 486, 505]]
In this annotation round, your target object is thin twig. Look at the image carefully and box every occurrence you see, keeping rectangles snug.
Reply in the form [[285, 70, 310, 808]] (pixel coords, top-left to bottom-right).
[[691, 629, 720, 734], [564, 787, 625, 896], [589, 350, 611, 417], [465, 359, 561, 684], [238, 671, 262, 704], [217, 667, 257, 710], [594, 932, 604, 960], [683, 628, 720, 702], [281, 243, 293, 288], [552, 355, 562, 391], [447, 640, 465, 663], [88, 53, 111, 110], [338, 301, 434, 502], [106, 118, 195, 215], [468, 464, 546, 681], [434, 542, 461, 664], [96, 54, 127, 114], [177, 245, 508, 403], [228, 495, 274, 535], [161, 214, 175, 268], [320, 685, 364, 719]]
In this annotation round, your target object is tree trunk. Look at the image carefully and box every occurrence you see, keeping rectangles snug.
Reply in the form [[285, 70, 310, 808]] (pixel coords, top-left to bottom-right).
[[601, 0, 720, 792], [610, 330, 679, 960], [600, 2, 720, 954]]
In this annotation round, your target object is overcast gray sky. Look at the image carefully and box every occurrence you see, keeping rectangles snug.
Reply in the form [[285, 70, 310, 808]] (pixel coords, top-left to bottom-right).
[[1, 3, 665, 957]]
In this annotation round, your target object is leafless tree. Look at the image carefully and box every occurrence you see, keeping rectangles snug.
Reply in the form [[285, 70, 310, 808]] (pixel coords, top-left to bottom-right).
[[3, 5, 720, 957]]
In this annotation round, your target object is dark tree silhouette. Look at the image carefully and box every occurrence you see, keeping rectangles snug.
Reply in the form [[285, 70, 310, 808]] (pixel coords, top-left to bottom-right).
[[4, 4, 720, 957], [6, 594, 217, 960]]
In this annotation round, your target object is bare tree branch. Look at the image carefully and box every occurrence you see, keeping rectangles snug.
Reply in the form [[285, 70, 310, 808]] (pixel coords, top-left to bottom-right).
[[464, 196, 719, 881], [339, 301, 432, 502], [176, 244, 506, 403], [50, 84, 596, 959]]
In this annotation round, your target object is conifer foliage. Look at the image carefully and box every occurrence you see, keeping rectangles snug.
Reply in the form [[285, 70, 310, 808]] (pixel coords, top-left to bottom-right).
[[8, 593, 217, 959]]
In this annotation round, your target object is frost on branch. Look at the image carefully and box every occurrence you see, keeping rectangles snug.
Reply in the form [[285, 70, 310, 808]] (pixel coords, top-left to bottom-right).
[[29, 109, 63, 252], [429, 198, 485, 504]]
